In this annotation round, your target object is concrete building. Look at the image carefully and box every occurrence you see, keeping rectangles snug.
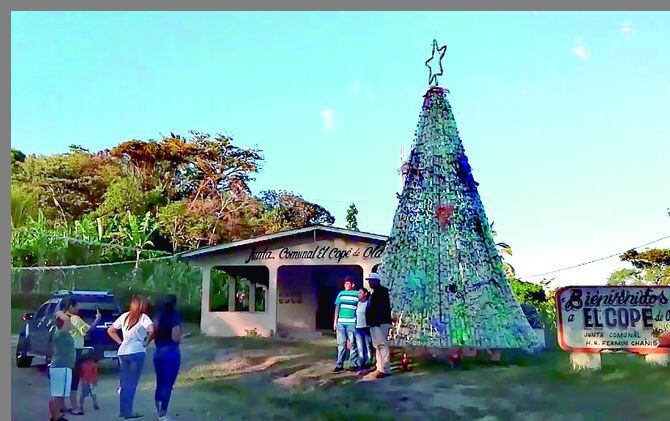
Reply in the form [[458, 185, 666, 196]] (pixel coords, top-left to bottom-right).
[[183, 225, 387, 337]]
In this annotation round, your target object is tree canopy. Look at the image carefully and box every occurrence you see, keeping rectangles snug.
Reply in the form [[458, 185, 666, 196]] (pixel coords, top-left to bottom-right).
[[608, 248, 670, 286], [11, 132, 336, 266]]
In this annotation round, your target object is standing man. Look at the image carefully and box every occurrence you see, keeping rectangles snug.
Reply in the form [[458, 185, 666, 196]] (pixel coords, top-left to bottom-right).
[[333, 276, 359, 373], [48, 308, 76, 421], [365, 272, 392, 379]]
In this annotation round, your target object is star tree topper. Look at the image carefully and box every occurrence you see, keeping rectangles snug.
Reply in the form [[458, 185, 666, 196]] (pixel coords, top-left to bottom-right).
[[425, 39, 447, 86]]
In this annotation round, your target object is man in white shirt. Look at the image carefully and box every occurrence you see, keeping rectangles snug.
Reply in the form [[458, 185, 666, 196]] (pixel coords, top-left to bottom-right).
[[354, 288, 373, 375]]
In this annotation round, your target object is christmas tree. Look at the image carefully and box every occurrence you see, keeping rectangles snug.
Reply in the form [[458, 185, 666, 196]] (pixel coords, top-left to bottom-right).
[[379, 41, 540, 351]]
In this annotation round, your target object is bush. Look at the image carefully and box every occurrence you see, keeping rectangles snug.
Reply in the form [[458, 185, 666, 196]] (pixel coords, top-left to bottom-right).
[[113, 289, 201, 324], [520, 303, 544, 329], [11, 292, 52, 310], [12, 290, 201, 328], [11, 257, 202, 307], [180, 305, 201, 324]]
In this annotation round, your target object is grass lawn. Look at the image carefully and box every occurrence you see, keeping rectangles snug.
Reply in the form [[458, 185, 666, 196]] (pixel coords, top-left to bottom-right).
[[161, 334, 670, 420]]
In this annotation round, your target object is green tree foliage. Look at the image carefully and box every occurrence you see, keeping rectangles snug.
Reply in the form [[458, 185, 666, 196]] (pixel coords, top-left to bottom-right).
[[608, 268, 643, 286], [345, 203, 359, 231], [109, 131, 263, 201], [156, 194, 265, 252], [12, 146, 122, 221], [607, 248, 670, 286], [607, 249, 670, 285], [11, 148, 26, 167], [258, 190, 335, 232], [621, 248, 670, 268], [156, 201, 207, 252], [11, 132, 335, 268], [11, 186, 38, 229], [509, 278, 556, 328], [93, 173, 163, 218]]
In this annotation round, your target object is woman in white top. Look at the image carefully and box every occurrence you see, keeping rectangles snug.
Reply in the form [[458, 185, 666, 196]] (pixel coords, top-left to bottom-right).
[[107, 295, 154, 420]]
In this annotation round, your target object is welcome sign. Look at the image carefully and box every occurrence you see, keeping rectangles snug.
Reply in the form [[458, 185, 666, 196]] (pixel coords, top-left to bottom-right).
[[556, 286, 670, 353]]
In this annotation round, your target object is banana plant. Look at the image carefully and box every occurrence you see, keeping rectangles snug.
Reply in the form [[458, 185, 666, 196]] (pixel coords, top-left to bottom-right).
[[119, 211, 159, 268], [490, 222, 516, 279], [10, 186, 38, 229]]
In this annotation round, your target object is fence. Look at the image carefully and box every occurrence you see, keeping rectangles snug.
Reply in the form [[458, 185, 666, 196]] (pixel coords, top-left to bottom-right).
[[11, 257, 204, 320]]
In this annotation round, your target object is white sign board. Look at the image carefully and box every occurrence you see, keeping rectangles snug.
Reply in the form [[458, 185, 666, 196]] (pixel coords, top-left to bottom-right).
[[556, 286, 670, 354]]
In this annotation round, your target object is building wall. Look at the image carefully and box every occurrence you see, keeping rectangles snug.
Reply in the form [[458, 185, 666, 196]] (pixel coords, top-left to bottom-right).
[[277, 266, 317, 331], [191, 235, 384, 337]]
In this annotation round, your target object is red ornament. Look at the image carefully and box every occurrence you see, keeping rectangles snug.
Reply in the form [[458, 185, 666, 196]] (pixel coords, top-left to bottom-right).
[[435, 204, 454, 227], [659, 332, 670, 347], [401, 353, 411, 371]]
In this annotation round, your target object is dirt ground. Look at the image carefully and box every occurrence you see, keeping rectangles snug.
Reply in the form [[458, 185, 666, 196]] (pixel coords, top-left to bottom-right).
[[11, 327, 670, 420]]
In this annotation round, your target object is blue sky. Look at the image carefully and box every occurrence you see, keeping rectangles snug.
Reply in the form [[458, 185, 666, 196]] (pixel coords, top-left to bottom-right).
[[11, 12, 670, 287]]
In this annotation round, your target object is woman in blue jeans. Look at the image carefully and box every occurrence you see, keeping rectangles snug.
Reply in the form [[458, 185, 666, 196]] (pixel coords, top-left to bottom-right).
[[107, 296, 154, 420], [152, 294, 182, 421]]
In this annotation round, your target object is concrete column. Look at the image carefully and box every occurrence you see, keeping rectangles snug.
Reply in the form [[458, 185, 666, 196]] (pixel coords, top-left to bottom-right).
[[200, 265, 212, 333], [268, 267, 278, 336], [260, 285, 268, 313], [249, 280, 256, 313], [645, 353, 670, 366], [570, 352, 601, 370], [228, 276, 236, 311]]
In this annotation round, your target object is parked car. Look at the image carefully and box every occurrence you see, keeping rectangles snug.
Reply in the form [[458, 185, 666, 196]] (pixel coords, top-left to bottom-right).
[[16, 290, 122, 368]]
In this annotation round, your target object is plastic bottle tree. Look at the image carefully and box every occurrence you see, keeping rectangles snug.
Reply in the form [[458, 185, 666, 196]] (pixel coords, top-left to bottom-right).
[[379, 40, 540, 351]]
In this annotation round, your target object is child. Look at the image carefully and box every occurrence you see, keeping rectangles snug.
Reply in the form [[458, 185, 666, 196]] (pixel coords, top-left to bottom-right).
[[78, 353, 100, 413]]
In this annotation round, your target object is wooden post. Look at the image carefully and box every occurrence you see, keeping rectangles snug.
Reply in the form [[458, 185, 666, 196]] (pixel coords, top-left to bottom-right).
[[644, 353, 670, 367], [570, 352, 601, 370]]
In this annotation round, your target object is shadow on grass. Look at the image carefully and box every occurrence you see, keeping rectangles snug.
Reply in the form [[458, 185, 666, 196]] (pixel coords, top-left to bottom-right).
[[183, 368, 395, 420], [176, 335, 670, 420]]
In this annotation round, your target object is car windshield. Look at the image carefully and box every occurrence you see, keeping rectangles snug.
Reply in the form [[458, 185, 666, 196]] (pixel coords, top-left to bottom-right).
[[78, 308, 119, 319], [68, 296, 120, 318]]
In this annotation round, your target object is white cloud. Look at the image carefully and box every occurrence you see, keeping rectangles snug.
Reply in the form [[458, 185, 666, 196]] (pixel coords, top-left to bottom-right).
[[349, 79, 374, 101], [621, 22, 634, 35], [320, 108, 335, 131], [571, 38, 590, 60]]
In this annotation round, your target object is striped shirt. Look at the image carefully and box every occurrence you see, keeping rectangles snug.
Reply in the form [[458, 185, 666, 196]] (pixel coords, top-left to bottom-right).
[[335, 290, 359, 326]]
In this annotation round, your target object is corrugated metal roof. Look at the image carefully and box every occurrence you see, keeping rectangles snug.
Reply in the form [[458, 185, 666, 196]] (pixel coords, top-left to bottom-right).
[[182, 224, 388, 259]]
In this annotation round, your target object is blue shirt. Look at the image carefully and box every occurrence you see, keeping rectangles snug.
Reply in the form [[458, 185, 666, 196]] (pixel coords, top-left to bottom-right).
[[154, 310, 181, 348]]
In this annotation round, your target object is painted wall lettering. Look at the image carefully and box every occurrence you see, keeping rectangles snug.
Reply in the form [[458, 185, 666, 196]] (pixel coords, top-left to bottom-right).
[[244, 245, 385, 264]]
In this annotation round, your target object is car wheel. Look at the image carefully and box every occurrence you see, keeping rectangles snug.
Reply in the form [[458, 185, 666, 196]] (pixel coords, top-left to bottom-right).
[[16, 338, 33, 368]]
